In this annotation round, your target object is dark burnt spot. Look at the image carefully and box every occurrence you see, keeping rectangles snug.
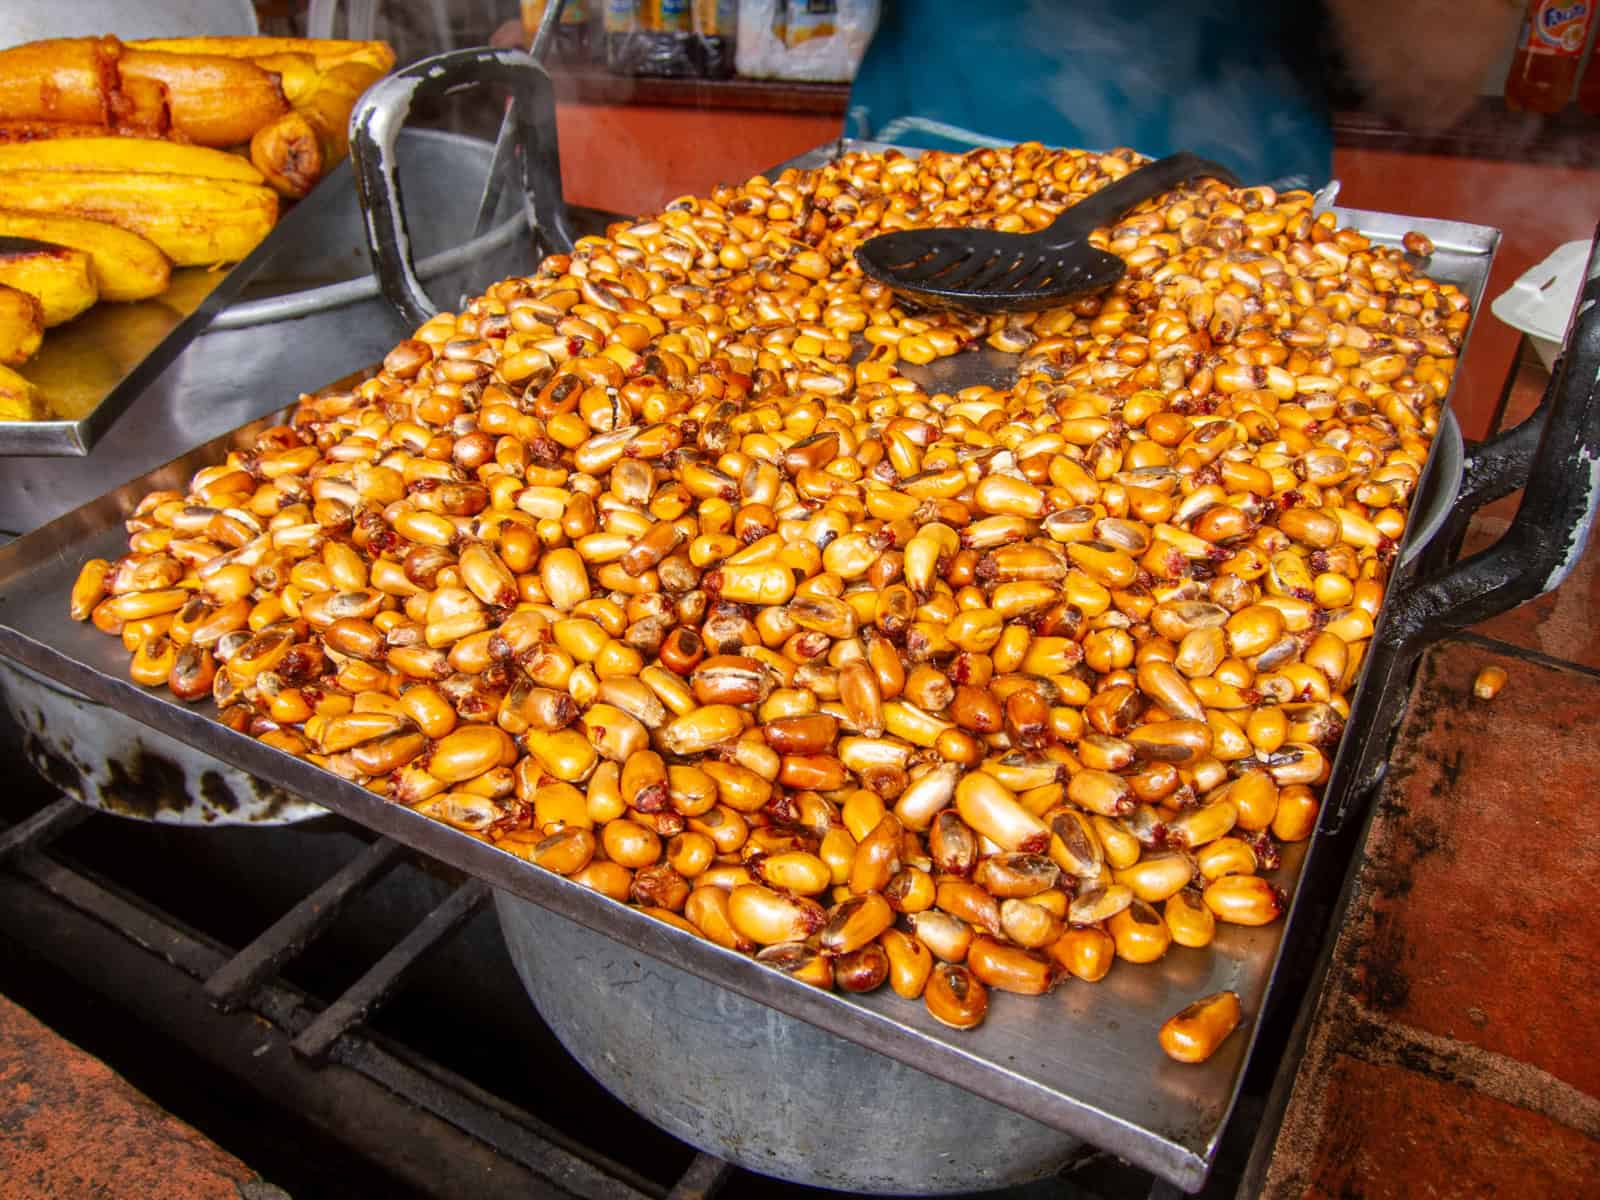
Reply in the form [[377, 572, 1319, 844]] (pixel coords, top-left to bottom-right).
[[102, 751, 192, 819], [22, 732, 85, 796], [198, 770, 241, 814], [1363, 956, 1411, 1012]]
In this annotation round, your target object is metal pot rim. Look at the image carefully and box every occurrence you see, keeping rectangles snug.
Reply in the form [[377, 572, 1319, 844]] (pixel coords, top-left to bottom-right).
[[210, 129, 529, 331]]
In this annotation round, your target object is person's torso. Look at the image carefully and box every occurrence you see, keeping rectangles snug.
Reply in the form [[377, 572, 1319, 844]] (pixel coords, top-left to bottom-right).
[[847, 0, 1332, 188]]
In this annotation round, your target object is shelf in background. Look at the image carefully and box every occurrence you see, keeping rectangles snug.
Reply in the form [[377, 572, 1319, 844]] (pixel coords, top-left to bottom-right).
[[548, 68, 1599, 168], [550, 66, 850, 116]]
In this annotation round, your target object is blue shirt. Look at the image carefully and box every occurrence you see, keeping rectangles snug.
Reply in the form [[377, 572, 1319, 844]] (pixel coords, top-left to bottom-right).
[[847, 1, 1333, 190]]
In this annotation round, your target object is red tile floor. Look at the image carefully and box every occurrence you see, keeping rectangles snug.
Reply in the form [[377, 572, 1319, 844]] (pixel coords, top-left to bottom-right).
[[0, 994, 278, 1199], [1, 352, 1596, 1198], [1262, 347, 1600, 1196]]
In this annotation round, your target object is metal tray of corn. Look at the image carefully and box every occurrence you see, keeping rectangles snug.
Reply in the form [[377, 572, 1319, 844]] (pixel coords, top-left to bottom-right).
[[0, 134, 1508, 1190]]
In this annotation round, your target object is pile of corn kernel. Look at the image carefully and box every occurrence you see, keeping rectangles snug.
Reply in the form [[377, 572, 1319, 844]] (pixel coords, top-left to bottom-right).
[[71, 143, 1462, 1050]]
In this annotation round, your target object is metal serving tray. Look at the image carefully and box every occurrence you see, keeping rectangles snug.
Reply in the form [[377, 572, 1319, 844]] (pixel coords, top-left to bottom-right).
[[0, 130, 531, 461], [0, 154, 1505, 1189], [0, 192, 325, 459]]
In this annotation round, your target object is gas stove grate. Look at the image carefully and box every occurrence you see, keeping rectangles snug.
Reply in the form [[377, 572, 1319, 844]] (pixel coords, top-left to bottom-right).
[[0, 797, 704, 1200], [0, 794, 1186, 1200]]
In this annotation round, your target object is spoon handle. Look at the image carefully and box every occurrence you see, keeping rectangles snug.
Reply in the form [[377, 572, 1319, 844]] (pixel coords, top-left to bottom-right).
[[1042, 152, 1240, 246]]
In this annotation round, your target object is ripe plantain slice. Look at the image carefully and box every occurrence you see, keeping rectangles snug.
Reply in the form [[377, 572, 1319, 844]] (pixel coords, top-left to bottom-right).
[[0, 236, 98, 326], [0, 360, 39, 419], [0, 210, 169, 301], [0, 282, 43, 365], [0, 173, 275, 268]]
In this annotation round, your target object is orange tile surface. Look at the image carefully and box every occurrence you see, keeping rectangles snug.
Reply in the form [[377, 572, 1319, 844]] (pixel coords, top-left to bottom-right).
[[554, 103, 842, 217], [0, 994, 266, 1199], [1294, 1054, 1600, 1200]]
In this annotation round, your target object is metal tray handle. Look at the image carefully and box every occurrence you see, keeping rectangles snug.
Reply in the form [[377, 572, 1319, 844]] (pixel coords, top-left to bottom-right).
[[349, 47, 574, 329], [1325, 225, 1600, 831]]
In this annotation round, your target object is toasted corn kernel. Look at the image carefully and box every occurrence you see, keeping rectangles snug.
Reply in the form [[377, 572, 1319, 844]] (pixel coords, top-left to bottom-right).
[[1047, 927, 1115, 983], [924, 962, 988, 1029], [1109, 898, 1172, 963], [1159, 990, 1242, 1064], [1164, 887, 1217, 948], [881, 928, 935, 999], [1472, 664, 1507, 701], [1203, 874, 1285, 925], [955, 773, 1049, 853], [728, 884, 826, 945]]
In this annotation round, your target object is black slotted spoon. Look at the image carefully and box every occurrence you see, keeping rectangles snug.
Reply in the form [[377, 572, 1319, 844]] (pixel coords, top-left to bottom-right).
[[856, 152, 1238, 313]]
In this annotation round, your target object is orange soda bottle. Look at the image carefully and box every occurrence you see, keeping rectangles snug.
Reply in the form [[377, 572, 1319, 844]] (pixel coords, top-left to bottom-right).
[[1505, 0, 1596, 113]]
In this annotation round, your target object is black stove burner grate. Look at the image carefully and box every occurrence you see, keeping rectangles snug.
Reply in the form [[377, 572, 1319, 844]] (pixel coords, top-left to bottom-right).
[[0, 794, 1162, 1200]]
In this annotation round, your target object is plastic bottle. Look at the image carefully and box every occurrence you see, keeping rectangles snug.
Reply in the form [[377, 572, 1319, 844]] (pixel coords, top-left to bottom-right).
[[1579, 16, 1600, 111], [693, 0, 738, 78], [606, 0, 696, 76], [1505, 0, 1596, 113], [604, 0, 640, 74]]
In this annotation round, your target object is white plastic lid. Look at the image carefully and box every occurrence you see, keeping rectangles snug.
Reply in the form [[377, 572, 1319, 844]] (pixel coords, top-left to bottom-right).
[[1490, 239, 1591, 345]]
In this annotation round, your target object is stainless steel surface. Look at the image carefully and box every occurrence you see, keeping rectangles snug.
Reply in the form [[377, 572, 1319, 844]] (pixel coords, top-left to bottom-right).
[[0, 658, 324, 826], [497, 892, 1082, 1194], [0, 130, 533, 534], [0, 213, 307, 459], [1, 0, 256, 43], [0, 128, 528, 460], [468, 0, 567, 242], [0, 145, 1504, 1191], [213, 132, 531, 329]]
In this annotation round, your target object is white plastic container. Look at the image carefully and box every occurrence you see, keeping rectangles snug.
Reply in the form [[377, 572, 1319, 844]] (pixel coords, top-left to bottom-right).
[[1490, 239, 1590, 370], [736, 0, 878, 82]]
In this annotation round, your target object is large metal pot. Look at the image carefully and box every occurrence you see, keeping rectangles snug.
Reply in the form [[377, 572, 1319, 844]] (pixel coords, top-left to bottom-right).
[[0, 658, 323, 825], [495, 892, 1083, 1194]]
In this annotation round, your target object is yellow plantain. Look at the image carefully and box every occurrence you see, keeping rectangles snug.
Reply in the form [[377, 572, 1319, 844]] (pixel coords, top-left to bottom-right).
[[295, 61, 387, 164], [0, 210, 168, 301], [251, 58, 385, 199], [0, 38, 118, 126], [0, 121, 169, 142], [0, 283, 43, 365], [251, 53, 321, 105], [118, 49, 286, 147], [130, 37, 396, 74], [0, 361, 38, 420], [249, 111, 322, 199], [0, 237, 98, 325], [0, 173, 276, 267], [0, 137, 263, 183]]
